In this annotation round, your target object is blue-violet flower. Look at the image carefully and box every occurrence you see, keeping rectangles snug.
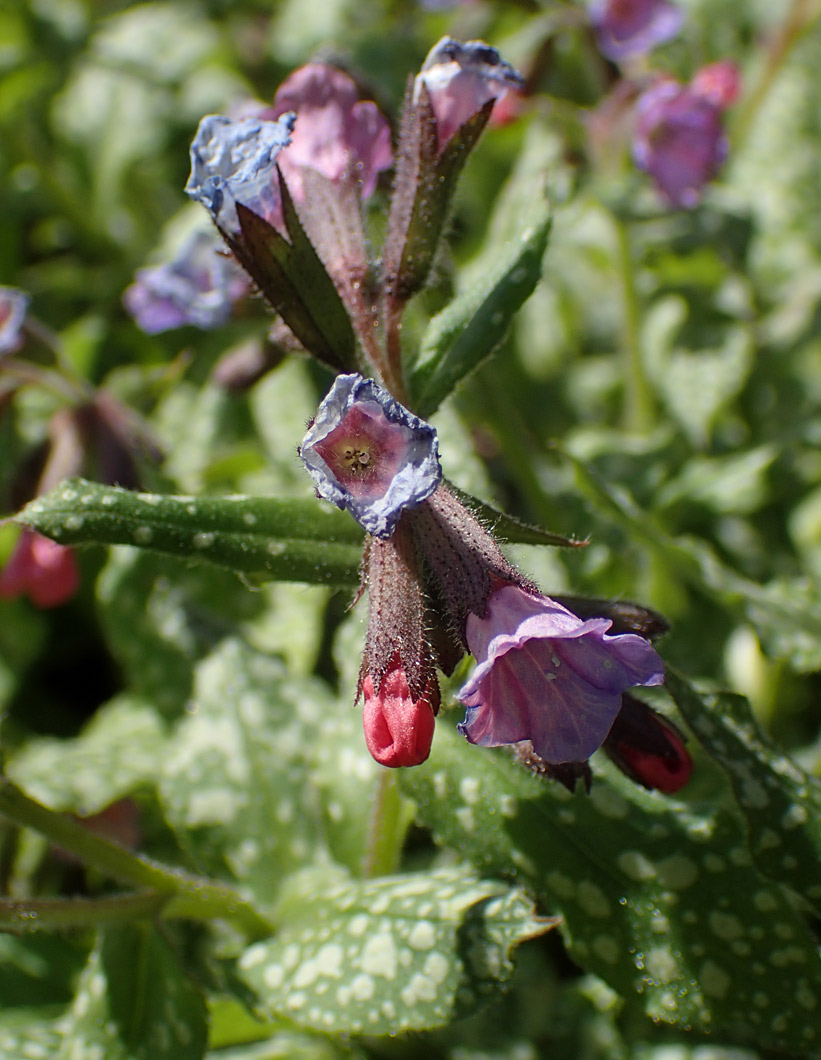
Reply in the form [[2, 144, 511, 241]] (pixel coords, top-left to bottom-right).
[[632, 75, 729, 208], [0, 286, 30, 355], [590, 0, 683, 61], [123, 230, 243, 334], [300, 374, 441, 538], [415, 37, 525, 151], [184, 112, 296, 233], [458, 583, 665, 763]]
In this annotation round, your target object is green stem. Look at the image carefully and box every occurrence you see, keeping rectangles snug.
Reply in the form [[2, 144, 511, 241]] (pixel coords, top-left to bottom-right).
[[613, 213, 654, 432], [363, 769, 407, 878], [0, 892, 169, 933], [732, 0, 821, 151], [0, 779, 273, 936]]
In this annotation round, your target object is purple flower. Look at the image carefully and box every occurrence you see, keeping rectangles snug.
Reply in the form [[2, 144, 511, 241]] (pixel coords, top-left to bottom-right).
[[590, 0, 683, 61], [299, 374, 441, 538], [415, 37, 525, 151], [0, 287, 30, 355], [263, 63, 393, 201], [184, 112, 296, 233], [123, 231, 244, 334], [632, 77, 728, 208], [457, 584, 665, 764]]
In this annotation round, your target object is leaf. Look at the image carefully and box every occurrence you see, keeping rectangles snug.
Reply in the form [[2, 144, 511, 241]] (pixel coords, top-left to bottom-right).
[[57, 925, 208, 1060], [17, 478, 364, 587], [237, 866, 551, 1035], [0, 1014, 64, 1060], [446, 482, 587, 548], [159, 638, 355, 910], [6, 695, 165, 815], [410, 203, 552, 416], [400, 721, 821, 1054], [666, 670, 821, 914], [566, 451, 821, 671], [0, 933, 86, 1008]]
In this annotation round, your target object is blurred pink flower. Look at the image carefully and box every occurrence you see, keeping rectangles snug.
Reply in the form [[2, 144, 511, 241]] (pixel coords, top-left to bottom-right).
[[591, 0, 683, 61], [0, 528, 79, 608], [691, 59, 741, 108], [458, 584, 664, 764], [265, 63, 393, 200]]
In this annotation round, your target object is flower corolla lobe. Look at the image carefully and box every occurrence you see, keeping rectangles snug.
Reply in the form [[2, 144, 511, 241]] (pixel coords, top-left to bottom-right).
[[458, 584, 665, 764], [415, 37, 525, 149], [185, 113, 296, 233], [300, 374, 441, 538], [590, 0, 684, 61]]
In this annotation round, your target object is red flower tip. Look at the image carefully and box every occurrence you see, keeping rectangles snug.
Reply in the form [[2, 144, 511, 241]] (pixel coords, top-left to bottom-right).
[[362, 666, 436, 768], [0, 529, 79, 609], [604, 696, 693, 793]]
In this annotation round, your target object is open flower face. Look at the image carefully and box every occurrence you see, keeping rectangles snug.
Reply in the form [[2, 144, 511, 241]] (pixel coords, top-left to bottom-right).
[[415, 37, 525, 150], [590, 0, 684, 61], [185, 112, 296, 233], [300, 374, 441, 538], [458, 584, 665, 764]]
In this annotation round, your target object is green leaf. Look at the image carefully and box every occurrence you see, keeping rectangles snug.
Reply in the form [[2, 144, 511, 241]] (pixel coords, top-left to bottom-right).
[[6, 695, 165, 816], [17, 478, 363, 587], [237, 866, 551, 1035], [58, 925, 208, 1060], [566, 451, 821, 671], [159, 638, 350, 909], [666, 670, 821, 914], [0, 934, 86, 1008], [400, 722, 821, 1054], [229, 195, 357, 374], [0, 1014, 64, 1060], [410, 204, 552, 416], [446, 482, 587, 548]]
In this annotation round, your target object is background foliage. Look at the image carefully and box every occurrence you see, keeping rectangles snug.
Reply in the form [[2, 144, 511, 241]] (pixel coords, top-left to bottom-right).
[[1, 0, 821, 1057]]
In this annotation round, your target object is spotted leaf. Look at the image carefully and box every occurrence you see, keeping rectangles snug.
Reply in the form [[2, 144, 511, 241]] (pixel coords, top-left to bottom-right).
[[237, 866, 552, 1035], [401, 720, 821, 1054], [16, 478, 363, 587], [56, 925, 207, 1060], [666, 669, 821, 914], [159, 638, 366, 910]]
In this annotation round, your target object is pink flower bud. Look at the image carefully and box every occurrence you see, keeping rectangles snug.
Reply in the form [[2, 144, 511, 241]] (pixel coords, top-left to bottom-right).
[[415, 37, 524, 151], [0, 528, 79, 608], [691, 60, 741, 109], [362, 663, 437, 768]]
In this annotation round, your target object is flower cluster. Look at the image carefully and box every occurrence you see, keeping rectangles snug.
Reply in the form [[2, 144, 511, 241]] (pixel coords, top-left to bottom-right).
[[299, 376, 667, 777], [172, 35, 690, 790]]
